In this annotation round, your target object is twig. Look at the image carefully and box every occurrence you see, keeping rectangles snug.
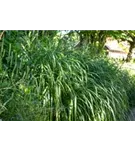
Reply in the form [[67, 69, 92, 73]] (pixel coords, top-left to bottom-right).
[[0, 30, 5, 40]]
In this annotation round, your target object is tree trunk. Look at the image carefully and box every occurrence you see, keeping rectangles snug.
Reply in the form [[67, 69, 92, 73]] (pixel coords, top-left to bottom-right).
[[126, 42, 134, 62], [75, 33, 84, 48]]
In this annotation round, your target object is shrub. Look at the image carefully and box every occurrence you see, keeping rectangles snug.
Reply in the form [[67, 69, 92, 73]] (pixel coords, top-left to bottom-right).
[[0, 31, 134, 121]]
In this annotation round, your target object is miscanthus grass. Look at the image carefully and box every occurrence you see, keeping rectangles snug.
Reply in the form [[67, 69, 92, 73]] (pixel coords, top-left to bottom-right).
[[0, 31, 134, 121]]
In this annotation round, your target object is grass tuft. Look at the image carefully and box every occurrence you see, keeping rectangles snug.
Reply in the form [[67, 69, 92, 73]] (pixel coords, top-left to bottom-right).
[[0, 31, 135, 121]]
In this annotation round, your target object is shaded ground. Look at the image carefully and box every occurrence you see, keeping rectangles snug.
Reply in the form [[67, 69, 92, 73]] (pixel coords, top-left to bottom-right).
[[121, 63, 135, 75]]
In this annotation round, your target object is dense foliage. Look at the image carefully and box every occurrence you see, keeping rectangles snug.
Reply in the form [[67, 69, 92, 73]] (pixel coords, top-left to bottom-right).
[[0, 31, 135, 121]]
